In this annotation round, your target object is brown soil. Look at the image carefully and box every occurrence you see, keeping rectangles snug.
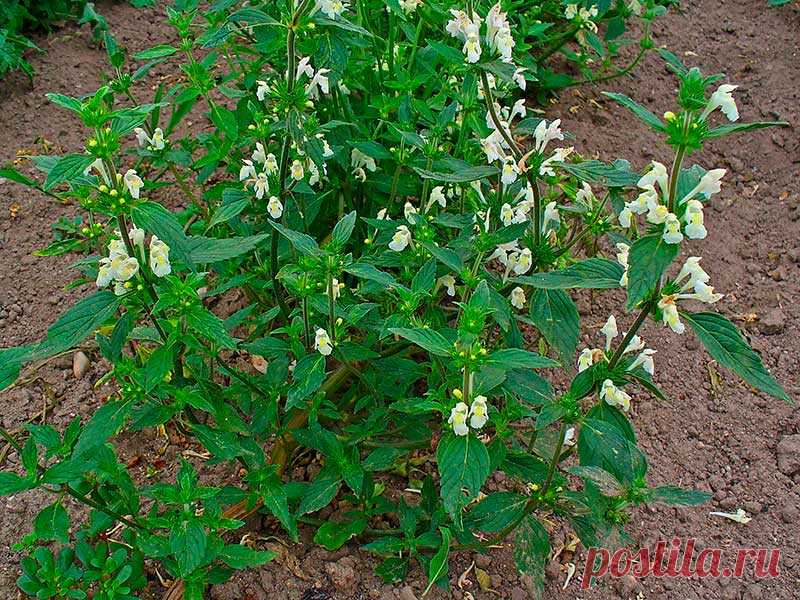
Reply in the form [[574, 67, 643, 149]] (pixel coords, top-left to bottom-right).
[[1, 1, 798, 599]]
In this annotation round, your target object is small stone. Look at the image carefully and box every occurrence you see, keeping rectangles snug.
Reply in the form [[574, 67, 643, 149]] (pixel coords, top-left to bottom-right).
[[718, 497, 737, 510], [73, 351, 90, 379], [545, 560, 561, 581], [744, 583, 764, 600], [776, 434, 800, 477], [324, 557, 357, 590], [758, 309, 785, 335], [509, 587, 527, 600], [780, 504, 798, 524], [398, 586, 418, 600], [616, 574, 639, 596], [788, 248, 800, 263], [474, 554, 492, 569], [743, 500, 762, 514]]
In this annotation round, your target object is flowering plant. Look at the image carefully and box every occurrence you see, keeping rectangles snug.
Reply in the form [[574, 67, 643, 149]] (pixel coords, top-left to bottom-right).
[[0, 1, 789, 598]]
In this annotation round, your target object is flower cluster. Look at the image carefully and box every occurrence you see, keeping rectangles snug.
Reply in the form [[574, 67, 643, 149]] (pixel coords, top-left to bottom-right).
[[446, 3, 515, 65], [96, 227, 171, 295], [448, 393, 490, 436], [134, 126, 167, 151], [658, 257, 723, 334], [619, 161, 725, 244]]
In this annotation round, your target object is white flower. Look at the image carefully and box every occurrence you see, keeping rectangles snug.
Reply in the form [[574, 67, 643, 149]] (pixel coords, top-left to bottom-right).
[[129, 227, 145, 250], [240, 159, 257, 181], [577, 348, 594, 373], [623, 334, 645, 354], [702, 84, 739, 122], [427, 186, 447, 211], [316, 0, 348, 19], [512, 247, 532, 275], [256, 80, 269, 101], [618, 207, 633, 228], [501, 158, 519, 185], [616, 242, 630, 286], [114, 281, 128, 296], [265, 153, 279, 175], [376, 208, 388, 220], [463, 33, 482, 63], [500, 203, 515, 226], [638, 161, 669, 201], [543, 201, 560, 232], [108, 238, 128, 259], [448, 402, 470, 436], [513, 67, 527, 90], [510, 99, 527, 121], [389, 225, 412, 251], [399, 0, 422, 13], [539, 147, 572, 177], [96, 258, 114, 288], [150, 128, 166, 150], [628, 0, 642, 15], [111, 254, 140, 281], [601, 315, 618, 351], [600, 379, 631, 412], [306, 68, 330, 99], [565, 4, 578, 19], [683, 169, 726, 203], [469, 395, 489, 429], [252, 142, 267, 165], [290, 160, 304, 181], [327, 278, 344, 300], [353, 167, 366, 182], [439, 275, 456, 297], [149, 236, 171, 277], [267, 195, 283, 219], [685, 280, 724, 304], [662, 213, 684, 244], [677, 256, 709, 287], [510, 286, 526, 309], [628, 348, 656, 376], [683, 199, 707, 239], [533, 119, 564, 154], [658, 295, 684, 334], [295, 56, 314, 80], [351, 148, 377, 173], [314, 328, 333, 356], [254, 172, 269, 200], [134, 127, 149, 148], [124, 169, 143, 199], [646, 199, 669, 225], [403, 201, 417, 220]]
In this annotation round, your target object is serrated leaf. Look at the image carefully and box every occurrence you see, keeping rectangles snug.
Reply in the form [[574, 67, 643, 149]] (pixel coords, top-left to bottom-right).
[[513, 515, 549, 598], [186, 234, 267, 263], [437, 433, 490, 523], [578, 418, 647, 486], [170, 520, 207, 577], [389, 327, 452, 357], [465, 492, 528, 533], [485, 348, 559, 369], [626, 233, 678, 309], [423, 527, 450, 596], [43, 154, 96, 190], [648, 485, 710, 506], [706, 121, 788, 138], [602, 92, 666, 131], [682, 311, 790, 402], [529, 289, 579, 365], [413, 165, 498, 183], [514, 258, 624, 289], [314, 516, 367, 550]]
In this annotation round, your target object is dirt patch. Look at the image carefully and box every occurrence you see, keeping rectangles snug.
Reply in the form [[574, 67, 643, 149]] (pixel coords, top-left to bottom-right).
[[0, 0, 798, 599]]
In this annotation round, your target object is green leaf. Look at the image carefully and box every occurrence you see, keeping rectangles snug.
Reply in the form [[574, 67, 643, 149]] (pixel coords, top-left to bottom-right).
[[626, 233, 678, 309], [41, 291, 121, 358], [578, 418, 647, 486], [45, 93, 82, 114], [436, 433, 490, 523], [315, 15, 374, 37], [529, 289, 579, 365], [44, 154, 96, 190], [413, 165, 498, 183], [134, 44, 178, 60], [568, 466, 625, 496], [682, 311, 790, 402], [74, 399, 132, 454], [287, 353, 326, 409], [345, 262, 398, 288], [513, 516, 549, 596], [560, 159, 639, 187], [34, 502, 70, 544], [465, 492, 528, 533], [0, 166, 37, 188], [389, 327, 452, 357], [706, 121, 789, 138], [170, 520, 207, 577], [602, 92, 666, 132], [269, 221, 323, 257], [228, 7, 280, 27], [208, 198, 249, 228], [219, 544, 276, 569], [131, 201, 192, 266], [514, 258, 623, 289], [424, 528, 451, 596], [297, 468, 342, 515], [186, 306, 237, 349], [0, 472, 33, 495], [330, 210, 357, 248], [647, 485, 711, 506], [186, 234, 267, 263], [422, 243, 464, 273], [313, 516, 367, 550], [485, 348, 559, 369]]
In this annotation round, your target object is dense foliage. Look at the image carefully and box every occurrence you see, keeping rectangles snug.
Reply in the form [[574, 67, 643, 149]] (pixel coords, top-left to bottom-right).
[[0, 0, 789, 598]]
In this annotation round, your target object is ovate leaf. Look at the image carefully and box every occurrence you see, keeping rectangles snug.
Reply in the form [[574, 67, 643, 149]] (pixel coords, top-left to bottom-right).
[[436, 433, 490, 524]]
